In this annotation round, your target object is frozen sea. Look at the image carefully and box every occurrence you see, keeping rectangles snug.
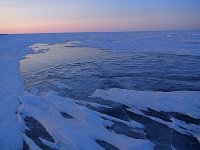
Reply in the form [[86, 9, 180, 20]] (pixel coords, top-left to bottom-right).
[[0, 31, 200, 150]]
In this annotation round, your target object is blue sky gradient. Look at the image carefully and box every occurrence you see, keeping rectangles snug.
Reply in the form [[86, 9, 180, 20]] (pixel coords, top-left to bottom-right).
[[0, 0, 200, 33]]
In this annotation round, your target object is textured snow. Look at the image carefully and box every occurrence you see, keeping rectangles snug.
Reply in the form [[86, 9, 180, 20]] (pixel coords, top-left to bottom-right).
[[92, 88, 200, 119], [19, 92, 153, 150], [92, 88, 200, 140]]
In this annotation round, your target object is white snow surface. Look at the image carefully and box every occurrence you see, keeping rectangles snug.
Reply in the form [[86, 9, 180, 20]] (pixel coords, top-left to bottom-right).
[[0, 41, 28, 149]]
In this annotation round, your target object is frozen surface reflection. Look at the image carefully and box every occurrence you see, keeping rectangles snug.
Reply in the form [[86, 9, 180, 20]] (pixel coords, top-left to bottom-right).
[[20, 42, 200, 100]]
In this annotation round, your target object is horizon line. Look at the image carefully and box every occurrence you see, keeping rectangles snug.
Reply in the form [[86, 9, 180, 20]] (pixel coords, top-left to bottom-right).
[[2, 28, 200, 35]]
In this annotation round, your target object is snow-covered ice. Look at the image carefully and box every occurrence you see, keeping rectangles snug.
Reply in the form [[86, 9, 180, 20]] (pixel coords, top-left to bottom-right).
[[0, 31, 200, 150]]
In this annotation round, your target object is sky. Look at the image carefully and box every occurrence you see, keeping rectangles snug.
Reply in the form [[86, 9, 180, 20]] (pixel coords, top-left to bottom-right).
[[0, 0, 200, 34]]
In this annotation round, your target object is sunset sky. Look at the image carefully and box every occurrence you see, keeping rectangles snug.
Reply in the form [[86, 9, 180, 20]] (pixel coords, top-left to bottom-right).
[[0, 0, 200, 34]]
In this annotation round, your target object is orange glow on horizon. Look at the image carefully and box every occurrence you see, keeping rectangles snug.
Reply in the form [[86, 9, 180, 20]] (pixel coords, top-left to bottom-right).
[[2, 21, 199, 34]]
